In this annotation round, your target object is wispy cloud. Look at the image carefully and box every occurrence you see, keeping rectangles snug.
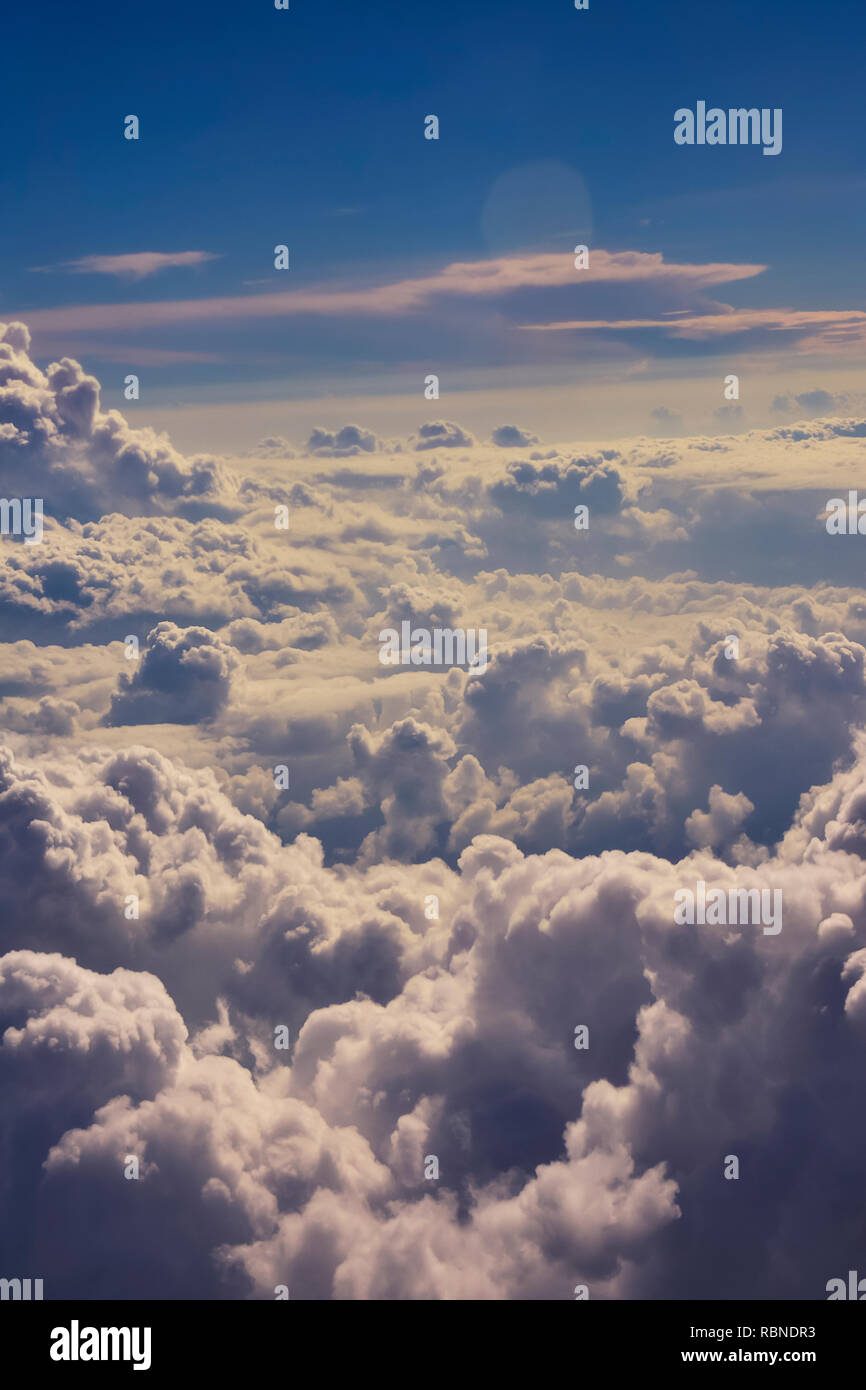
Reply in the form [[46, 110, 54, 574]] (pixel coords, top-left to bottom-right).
[[31, 250, 221, 281], [15, 250, 765, 332], [28, 341, 226, 366], [521, 306, 866, 349]]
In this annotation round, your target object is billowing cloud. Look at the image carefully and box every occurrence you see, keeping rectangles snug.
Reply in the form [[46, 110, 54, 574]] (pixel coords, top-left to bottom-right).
[[105, 623, 239, 725], [3, 341, 866, 1301], [491, 424, 539, 448], [412, 420, 475, 451], [306, 424, 379, 457], [0, 321, 239, 520]]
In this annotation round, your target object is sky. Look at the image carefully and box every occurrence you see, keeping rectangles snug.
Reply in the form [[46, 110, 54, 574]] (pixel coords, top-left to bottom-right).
[[3, 0, 866, 1306], [2, 0, 865, 445]]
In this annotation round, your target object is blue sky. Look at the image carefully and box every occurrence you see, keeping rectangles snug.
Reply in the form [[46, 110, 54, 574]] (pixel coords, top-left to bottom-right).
[[2, 0, 864, 438]]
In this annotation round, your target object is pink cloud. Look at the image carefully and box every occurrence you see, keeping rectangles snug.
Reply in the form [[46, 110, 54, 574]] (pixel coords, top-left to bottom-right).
[[13, 250, 766, 334], [32, 251, 221, 281], [522, 306, 866, 347]]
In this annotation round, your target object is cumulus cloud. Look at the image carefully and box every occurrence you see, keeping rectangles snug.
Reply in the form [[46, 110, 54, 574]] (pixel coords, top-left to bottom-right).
[[488, 454, 624, 517], [0, 322, 240, 520], [772, 388, 846, 416], [491, 424, 539, 448], [306, 424, 379, 456], [4, 736, 866, 1298], [412, 420, 475, 451], [685, 784, 755, 852], [104, 623, 239, 725], [4, 340, 866, 1300]]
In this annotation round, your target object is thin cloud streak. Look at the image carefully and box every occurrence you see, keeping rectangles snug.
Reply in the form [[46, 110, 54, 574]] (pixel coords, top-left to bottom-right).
[[522, 307, 866, 345], [31, 251, 221, 281], [13, 250, 766, 334]]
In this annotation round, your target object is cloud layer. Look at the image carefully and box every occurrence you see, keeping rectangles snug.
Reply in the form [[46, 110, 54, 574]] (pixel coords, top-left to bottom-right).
[[2, 326, 866, 1299]]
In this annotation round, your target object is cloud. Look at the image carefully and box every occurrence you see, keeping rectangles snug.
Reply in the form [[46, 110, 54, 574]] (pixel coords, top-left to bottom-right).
[[412, 420, 475, 451], [685, 784, 755, 852], [246, 436, 295, 459], [5, 343, 866, 1299], [650, 406, 682, 434], [0, 321, 240, 520], [773, 389, 846, 416], [32, 251, 221, 281], [0, 950, 187, 1101], [488, 455, 624, 516], [713, 403, 744, 426], [104, 623, 240, 726], [491, 424, 539, 448], [5, 734, 866, 1297], [13, 246, 860, 379], [524, 308, 866, 356], [306, 424, 379, 457], [11, 250, 766, 334]]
